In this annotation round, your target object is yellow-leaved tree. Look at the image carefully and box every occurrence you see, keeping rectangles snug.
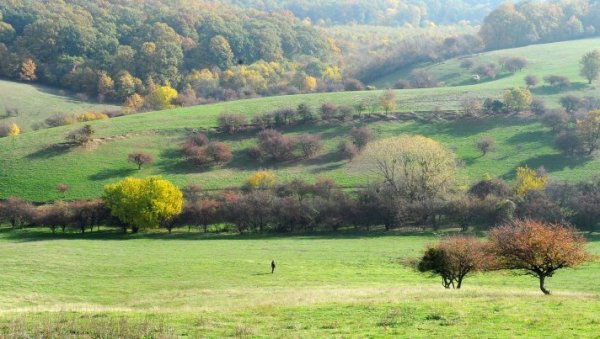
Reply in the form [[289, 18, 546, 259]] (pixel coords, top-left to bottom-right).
[[303, 76, 317, 91], [515, 166, 548, 197], [144, 84, 178, 110], [8, 123, 20, 136], [103, 177, 183, 233], [246, 171, 276, 190]]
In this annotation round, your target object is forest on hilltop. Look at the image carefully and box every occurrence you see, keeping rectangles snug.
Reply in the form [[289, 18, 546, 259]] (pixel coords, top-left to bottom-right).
[[228, 0, 507, 26], [0, 0, 599, 108]]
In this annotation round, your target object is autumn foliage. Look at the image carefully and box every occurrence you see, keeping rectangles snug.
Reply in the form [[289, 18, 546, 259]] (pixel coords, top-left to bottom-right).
[[489, 219, 589, 295]]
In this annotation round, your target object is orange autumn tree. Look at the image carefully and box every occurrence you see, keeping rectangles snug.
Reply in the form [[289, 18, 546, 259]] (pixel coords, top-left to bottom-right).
[[489, 219, 590, 295], [418, 236, 492, 289]]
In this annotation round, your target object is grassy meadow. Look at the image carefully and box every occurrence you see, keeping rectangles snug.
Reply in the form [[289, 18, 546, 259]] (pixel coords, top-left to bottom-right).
[[0, 80, 119, 132], [2, 39, 600, 202], [0, 229, 598, 337]]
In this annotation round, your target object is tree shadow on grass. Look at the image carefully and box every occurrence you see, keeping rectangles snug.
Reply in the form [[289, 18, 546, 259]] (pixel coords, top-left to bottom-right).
[[531, 83, 588, 95], [26, 143, 72, 160], [88, 168, 136, 181], [505, 130, 549, 145], [0, 227, 438, 243], [499, 153, 590, 180]]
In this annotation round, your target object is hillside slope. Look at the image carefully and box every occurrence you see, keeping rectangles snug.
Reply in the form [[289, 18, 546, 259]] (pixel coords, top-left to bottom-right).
[[372, 37, 600, 100], [3, 39, 600, 202], [0, 80, 119, 132]]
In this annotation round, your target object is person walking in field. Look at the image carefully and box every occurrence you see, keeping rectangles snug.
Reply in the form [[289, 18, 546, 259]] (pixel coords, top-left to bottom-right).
[[271, 260, 276, 274]]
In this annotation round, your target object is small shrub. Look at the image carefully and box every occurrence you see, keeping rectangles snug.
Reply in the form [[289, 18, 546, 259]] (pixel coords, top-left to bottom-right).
[[338, 141, 359, 159], [128, 151, 155, 170], [544, 75, 571, 87], [525, 75, 539, 88], [297, 134, 323, 159], [475, 136, 496, 156], [218, 112, 248, 134], [530, 98, 547, 116], [66, 125, 95, 145], [257, 129, 296, 161], [350, 127, 374, 149], [205, 142, 233, 165]]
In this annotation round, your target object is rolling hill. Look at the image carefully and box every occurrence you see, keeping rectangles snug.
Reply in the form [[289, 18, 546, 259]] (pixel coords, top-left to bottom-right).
[[3, 38, 600, 202]]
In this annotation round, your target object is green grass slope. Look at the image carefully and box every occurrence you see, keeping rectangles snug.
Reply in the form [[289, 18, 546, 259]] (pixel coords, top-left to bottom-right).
[[0, 230, 598, 336], [3, 38, 600, 202], [373, 37, 600, 104], [0, 80, 119, 132]]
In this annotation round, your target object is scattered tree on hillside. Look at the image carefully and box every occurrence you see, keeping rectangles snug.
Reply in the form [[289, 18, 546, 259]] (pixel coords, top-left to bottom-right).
[[297, 134, 323, 159], [489, 219, 589, 295], [418, 236, 492, 289], [379, 89, 396, 115], [0, 123, 20, 137], [524, 75, 539, 88], [475, 136, 496, 156], [66, 125, 95, 145], [103, 176, 183, 233], [576, 110, 600, 155], [580, 50, 600, 84], [560, 95, 583, 114], [218, 112, 248, 134], [246, 171, 276, 190], [515, 166, 548, 197], [128, 151, 155, 170], [350, 127, 374, 149], [503, 87, 532, 112], [544, 75, 571, 88]]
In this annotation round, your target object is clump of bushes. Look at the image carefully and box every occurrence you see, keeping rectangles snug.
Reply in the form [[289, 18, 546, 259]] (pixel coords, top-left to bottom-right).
[[182, 132, 232, 166]]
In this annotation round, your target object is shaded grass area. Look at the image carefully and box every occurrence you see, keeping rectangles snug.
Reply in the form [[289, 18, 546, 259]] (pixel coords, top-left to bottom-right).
[[0, 79, 118, 133], [0, 229, 598, 336]]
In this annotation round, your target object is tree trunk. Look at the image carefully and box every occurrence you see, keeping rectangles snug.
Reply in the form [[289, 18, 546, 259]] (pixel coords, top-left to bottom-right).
[[539, 275, 551, 295]]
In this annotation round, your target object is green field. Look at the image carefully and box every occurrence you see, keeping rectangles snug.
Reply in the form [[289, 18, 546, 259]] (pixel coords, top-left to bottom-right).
[[0, 229, 598, 337], [3, 38, 600, 202], [372, 37, 600, 100], [0, 80, 119, 133]]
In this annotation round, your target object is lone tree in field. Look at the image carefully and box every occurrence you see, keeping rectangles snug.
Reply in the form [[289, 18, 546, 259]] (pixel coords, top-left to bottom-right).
[[103, 177, 183, 233], [475, 136, 497, 156], [128, 151, 154, 170], [580, 50, 600, 84], [418, 236, 492, 289], [489, 219, 589, 295], [360, 135, 456, 202]]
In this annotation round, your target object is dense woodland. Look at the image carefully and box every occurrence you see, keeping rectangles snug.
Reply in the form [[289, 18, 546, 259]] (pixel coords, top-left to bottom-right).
[[1, 0, 600, 108], [0, 0, 333, 105]]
